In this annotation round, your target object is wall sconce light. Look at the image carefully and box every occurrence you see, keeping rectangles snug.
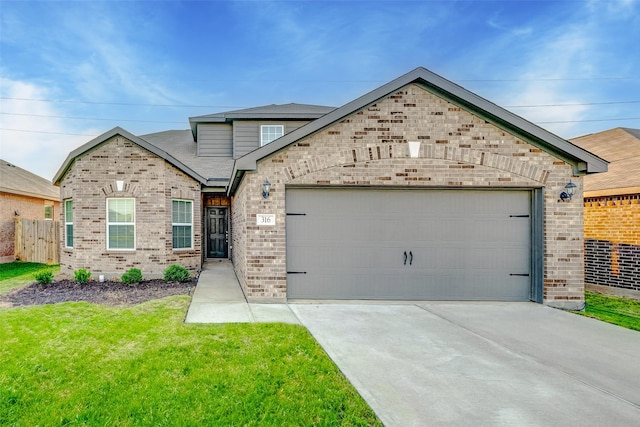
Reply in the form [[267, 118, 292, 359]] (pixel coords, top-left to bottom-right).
[[560, 180, 577, 202], [262, 179, 271, 199], [14, 210, 20, 216]]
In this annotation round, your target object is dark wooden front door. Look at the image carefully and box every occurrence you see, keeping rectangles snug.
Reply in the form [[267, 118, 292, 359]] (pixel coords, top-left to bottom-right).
[[207, 207, 228, 258]]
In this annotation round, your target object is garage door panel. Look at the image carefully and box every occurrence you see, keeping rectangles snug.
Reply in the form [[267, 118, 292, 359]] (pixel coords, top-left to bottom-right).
[[286, 189, 531, 301]]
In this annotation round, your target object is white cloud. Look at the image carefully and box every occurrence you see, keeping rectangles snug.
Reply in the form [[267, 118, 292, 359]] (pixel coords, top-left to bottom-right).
[[0, 77, 99, 181]]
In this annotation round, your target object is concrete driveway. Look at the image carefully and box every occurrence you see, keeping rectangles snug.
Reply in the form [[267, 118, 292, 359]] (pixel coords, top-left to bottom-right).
[[290, 303, 640, 426]]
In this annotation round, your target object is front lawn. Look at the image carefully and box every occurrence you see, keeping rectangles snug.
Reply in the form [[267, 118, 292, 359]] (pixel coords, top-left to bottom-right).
[[0, 262, 59, 295], [577, 291, 640, 331], [0, 297, 380, 426]]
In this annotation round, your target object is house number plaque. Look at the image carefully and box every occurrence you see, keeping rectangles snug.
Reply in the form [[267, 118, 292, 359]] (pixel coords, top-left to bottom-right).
[[256, 214, 276, 226]]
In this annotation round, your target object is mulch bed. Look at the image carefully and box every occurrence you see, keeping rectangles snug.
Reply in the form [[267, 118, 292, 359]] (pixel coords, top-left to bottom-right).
[[0, 278, 198, 308]]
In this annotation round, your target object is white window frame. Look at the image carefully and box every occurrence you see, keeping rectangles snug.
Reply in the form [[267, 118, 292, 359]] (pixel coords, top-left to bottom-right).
[[172, 199, 193, 250], [64, 199, 73, 248], [44, 201, 54, 220], [106, 198, 136, 251], [260, 124, 284, 146]]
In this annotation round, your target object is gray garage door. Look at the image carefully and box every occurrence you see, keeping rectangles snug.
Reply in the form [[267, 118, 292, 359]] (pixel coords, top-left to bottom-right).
[[286, 188, 531, 301]]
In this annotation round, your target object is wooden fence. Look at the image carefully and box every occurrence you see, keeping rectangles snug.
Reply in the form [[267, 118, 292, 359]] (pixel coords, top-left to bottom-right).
[[14, 218, 60, 264]]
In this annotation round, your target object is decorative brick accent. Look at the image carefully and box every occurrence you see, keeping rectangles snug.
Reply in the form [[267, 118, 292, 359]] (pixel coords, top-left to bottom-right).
[[232, 84, 584, 306], [584, 194, 640, 291], [58, 136, 202, 277]]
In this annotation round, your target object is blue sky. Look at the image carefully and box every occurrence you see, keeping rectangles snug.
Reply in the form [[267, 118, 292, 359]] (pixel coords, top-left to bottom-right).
[[1, 0, 639, 180]]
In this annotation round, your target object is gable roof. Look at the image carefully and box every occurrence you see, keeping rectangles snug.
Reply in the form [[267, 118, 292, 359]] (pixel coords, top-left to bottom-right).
[[0, 159, 59, 201], [229, 67, 608, 194], [189, 103, 336, 138], [53, 127, 208, 186], [571, 127, 640, 197]]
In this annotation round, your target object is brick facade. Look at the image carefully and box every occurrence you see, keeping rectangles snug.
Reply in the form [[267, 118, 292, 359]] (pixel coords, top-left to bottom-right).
[[0, 193, 59, 263], [58, 136, 202, 278], [584, 194, 640, 292], [232, 84, 585, 307]]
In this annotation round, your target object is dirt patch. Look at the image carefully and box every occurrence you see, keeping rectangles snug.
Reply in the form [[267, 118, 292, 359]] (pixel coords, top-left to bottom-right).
[[0, 278, 198, 308]]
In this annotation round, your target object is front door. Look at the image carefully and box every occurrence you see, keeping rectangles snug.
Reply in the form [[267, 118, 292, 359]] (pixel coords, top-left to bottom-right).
[[207, 207, 228, 258]]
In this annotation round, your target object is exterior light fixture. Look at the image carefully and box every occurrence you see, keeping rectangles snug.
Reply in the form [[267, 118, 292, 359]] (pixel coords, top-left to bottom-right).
[[560, 180, 577, 202], [262, 179, 271, 199]]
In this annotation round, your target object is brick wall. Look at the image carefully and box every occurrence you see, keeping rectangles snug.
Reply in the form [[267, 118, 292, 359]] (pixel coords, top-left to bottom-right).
[[0, 193, 59, 263], [58, 136, 201, 277], [584, 195, 640, 292], [232, 84, 584, 307]]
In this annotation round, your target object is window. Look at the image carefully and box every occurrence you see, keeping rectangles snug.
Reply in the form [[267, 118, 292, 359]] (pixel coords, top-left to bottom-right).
[[44, 202, 53, 220], [64, 200, 73, 248], [107, 198, 135, 250], [260, 125, 284, 146], [172, 200, 193, 249]]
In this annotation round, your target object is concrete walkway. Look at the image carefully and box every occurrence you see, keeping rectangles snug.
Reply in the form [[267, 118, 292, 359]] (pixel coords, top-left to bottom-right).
[[184, 260, 299, 324]]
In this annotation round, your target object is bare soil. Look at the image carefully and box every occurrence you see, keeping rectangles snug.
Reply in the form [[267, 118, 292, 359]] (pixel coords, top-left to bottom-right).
[[0, 277, 198, 308]]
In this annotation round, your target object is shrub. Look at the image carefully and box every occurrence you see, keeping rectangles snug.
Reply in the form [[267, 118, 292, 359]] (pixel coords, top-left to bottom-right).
[[74, 269, 92, 284], [121, 268, 143, 285], [163, 264, 191, 282], [34, 270, 53, 285]]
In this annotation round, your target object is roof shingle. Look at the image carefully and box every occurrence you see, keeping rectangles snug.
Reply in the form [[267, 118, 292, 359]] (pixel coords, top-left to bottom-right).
[[571, 128, 640, 197]]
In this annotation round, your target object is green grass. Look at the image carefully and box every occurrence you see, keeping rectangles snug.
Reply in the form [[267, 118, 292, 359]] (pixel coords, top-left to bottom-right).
[[577, 292, 640, 331], [0, 262, 60, 295], [0, 297, 380, 426]]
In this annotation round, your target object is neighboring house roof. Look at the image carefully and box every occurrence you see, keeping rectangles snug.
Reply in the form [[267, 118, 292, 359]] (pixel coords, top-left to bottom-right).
[[229, 67, 608, 194], [571, 127, 640, 197], [189, 103, 336, 138], [0, 159, 60, 201], [53, 127, 209, 186]]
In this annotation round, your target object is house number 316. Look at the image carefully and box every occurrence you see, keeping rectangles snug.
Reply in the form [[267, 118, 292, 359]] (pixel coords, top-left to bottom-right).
[[256, 214, 276, 226]]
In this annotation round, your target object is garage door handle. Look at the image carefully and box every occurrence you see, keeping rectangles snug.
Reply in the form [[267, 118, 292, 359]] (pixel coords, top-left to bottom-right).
[[404, 251, 407, 265], [510, 273, 530, 277], [409, 251, 413, 265]]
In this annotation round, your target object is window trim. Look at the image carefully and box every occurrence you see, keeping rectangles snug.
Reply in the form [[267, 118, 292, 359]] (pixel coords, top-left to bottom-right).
[[106, 198, 136, 251], [44, 202, 54, 221], [172, 199, 194, 250], [64, 199, 73, 248], [260, 124, 284, 146]]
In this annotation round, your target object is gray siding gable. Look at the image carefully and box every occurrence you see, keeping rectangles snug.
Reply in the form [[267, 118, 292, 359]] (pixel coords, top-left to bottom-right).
[[197, 124, 233, 157], [233, 120, 311, 159], [189, 103, 335, 140]]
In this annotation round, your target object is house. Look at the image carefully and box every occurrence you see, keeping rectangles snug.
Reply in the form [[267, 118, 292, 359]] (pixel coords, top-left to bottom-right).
[[53, 67, 607, 309], [571, 128, 640, 298], [0, 160, 60, 263]]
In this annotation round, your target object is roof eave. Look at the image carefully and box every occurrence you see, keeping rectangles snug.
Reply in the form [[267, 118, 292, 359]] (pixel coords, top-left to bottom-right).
[[53, 127, 208, 186], [188, 111, 335, 140], [230, 67, 608, 184], [0, 187, 59, 201]]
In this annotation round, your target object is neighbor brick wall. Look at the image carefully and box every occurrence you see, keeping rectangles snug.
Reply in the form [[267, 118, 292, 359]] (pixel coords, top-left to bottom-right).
[[0, 193, 59, 263], [232, 84, 584, 307], [584, 194, 640, 292], [58, 136, 201, 277]]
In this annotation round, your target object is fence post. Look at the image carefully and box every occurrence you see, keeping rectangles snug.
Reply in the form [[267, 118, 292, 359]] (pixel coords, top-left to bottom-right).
[[14, 217, 22, 261]]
